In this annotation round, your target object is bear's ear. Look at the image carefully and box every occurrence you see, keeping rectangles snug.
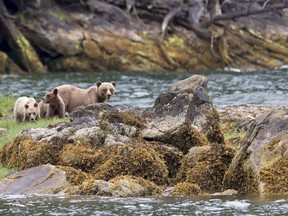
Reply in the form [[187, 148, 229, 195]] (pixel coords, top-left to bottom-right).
[[111, 82, 116, 87], [96, 81, 102, 87], [53, 88, 58, 95], [25, 104, 29, 109], [34, 103, 38, 108]]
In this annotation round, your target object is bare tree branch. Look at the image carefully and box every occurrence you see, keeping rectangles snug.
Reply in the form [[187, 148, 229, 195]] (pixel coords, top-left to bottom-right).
[[213, 2, 288, 22]]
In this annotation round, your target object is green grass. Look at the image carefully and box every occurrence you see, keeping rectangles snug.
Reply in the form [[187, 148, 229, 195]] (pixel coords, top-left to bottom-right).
[[0, 96, 67, 178], [0, 96, 15, 117], [0, 118, 66, 148], [0, 165, 17, 179]]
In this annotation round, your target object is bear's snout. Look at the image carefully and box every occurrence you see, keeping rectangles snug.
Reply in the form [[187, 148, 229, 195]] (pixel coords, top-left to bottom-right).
[[29, 112, 37, 121]]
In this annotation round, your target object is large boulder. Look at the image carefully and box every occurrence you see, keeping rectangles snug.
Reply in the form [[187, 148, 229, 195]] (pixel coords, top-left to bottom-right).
[[0, 165, 89, 194], [223, 106, 288, 195], [143, 75, 224, 153]]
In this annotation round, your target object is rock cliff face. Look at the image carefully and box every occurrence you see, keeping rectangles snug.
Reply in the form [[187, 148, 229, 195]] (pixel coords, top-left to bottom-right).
[[0, 75, 288, 197], [0, 0, 288, 74]]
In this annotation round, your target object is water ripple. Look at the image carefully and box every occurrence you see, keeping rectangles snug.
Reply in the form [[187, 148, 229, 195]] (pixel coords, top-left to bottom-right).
[[1, 70, 288, 109]]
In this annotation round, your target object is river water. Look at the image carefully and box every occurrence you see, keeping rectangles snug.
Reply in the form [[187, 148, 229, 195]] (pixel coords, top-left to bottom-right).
[[1, 69, 288, 108], [0, 194, 288, 215], [0, 69, 288, 215]]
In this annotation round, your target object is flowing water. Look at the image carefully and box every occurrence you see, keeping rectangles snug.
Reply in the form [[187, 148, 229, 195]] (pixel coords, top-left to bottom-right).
[[0, 194, 288, 215], [1, 69, 288, 108], [0, 69, 288, 214]]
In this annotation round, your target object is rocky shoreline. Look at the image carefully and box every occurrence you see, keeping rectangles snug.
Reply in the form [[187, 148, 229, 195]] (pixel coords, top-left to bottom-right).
[[0, 75, 287, 197], [0, 1, 288, 74]]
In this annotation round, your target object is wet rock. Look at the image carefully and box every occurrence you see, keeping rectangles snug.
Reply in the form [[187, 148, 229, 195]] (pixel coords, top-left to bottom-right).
[[211, 189, 238, 196], [143, 75, 224, 153], [223, 106, 288, 195], [70, 175, 162, 197], [218, 105, 282, 149], [0, 165, 89, 194]]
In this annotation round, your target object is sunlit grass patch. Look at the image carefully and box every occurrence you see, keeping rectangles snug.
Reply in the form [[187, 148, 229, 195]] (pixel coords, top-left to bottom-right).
[[0, 118, 66, 148], [0, 165, 17, 179], [0, 96, 15, 117]]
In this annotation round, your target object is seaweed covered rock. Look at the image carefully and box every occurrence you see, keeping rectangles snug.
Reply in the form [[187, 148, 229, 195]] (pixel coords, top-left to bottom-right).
[[0, 165, 90, 194], [219, 105, 281, 148], [143, 75, 224, 153], [151, 142, 184, 180], [170, 182, 202, 196], [177, 145, 235, 192], [71, 175, 162, 197], [92, 143, 169, 185], [0, 135, 63, 169], [59, 144, 104, 172], [223, 106, 288, 195]]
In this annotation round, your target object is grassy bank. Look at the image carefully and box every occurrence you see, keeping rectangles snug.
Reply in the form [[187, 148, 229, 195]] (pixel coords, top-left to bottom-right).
[[0, 96, 66, 178]]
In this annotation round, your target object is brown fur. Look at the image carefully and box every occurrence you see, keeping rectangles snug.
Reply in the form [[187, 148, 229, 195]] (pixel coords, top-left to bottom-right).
[[40, 88, 66, 118], [14, 97, 39, 122], [56, 81, 116, 113]]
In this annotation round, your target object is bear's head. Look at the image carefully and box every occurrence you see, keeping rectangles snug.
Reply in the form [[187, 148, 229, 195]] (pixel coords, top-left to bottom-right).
[[43, 88, 59, 104], [96, 81, 116, 102], [24, 102, 39, 121]]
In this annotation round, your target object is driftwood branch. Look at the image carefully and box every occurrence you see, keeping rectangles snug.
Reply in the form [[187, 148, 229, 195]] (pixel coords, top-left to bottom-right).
[[213, 2, 288, 22]]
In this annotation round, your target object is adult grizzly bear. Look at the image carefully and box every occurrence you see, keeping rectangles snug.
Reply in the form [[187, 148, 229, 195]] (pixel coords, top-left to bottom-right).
[[56, 81, 116, 113], [14, 97, 39, 122], [39, 88, 66, 118]]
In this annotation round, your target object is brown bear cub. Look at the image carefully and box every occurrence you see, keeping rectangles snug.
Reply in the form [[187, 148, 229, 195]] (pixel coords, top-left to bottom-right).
[[56, 81, 116, 113], [14, 97, 40, 122], [39, 88, 65, 118]]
